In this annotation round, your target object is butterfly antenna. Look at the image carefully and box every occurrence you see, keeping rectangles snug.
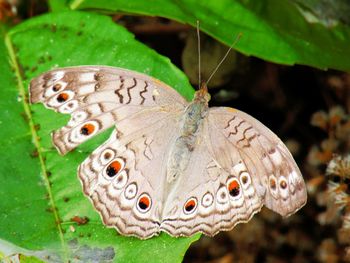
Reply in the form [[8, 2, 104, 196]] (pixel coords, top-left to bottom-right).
[[197, 20, 201, 90], [206, 32, 243, 86]]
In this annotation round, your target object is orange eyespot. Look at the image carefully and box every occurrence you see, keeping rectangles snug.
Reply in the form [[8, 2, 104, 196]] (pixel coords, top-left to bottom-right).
[[184, 198, 197, 213], [138, 195, 151, 210], [80, 123, 95, 136], [56, 92, 69, 102], [228, 179, 240, 197], [106, 160, 122, 177]]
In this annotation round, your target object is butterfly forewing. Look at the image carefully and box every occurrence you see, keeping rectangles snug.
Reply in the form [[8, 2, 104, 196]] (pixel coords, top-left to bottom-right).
[[29, 66, 187, 155]]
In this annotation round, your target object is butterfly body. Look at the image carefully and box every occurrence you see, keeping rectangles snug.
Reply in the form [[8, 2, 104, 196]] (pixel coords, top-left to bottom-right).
[[167, 85, 209, 183], [29, 66, 307, 239]]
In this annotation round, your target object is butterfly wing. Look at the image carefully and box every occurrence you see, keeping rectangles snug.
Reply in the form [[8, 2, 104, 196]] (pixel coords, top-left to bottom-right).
[[160, 106, 306, 237], [30, 66, 189, 239], [29, 66, 187, 154], [160, 115, 264, 237], [207, 107, 307, 217], [79, 109, 181, 239]]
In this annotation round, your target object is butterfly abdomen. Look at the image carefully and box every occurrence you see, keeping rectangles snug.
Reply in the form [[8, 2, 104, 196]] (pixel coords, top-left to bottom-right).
[[166, 96, 208, 182]]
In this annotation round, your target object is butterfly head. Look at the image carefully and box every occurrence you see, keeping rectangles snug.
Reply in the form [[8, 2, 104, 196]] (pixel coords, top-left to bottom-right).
[[193, 82, 211, 104]]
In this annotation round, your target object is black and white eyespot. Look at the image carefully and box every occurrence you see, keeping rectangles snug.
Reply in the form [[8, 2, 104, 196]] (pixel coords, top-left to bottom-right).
[[201, 192, 214, 208], [239, 171, 251, 189], [268, 174, 279, 198], [183, 197, 198, 214], [44, 81, 67, 97], [100, 148, 116, 165], [112, 170, 128, 189], [216, 186, 229, 204], [136, 193, 152, 213], [278, 176, 289, 199], [124, 182, 138, 200], [52, 82, 63, 92]]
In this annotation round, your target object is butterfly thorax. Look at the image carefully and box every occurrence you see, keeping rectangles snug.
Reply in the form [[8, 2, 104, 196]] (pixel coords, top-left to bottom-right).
[[166, 85, 210, 183]]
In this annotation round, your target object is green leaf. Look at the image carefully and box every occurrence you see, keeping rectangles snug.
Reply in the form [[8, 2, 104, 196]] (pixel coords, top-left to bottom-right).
[[70, 0, 350, 71], [0, 24, 62, 251], [48, 0, 71, 12], [0, 11, 198, 263]]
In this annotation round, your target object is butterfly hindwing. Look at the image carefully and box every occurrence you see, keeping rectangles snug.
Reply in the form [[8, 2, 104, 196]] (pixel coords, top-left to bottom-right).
[[79, 108, 182, 239]]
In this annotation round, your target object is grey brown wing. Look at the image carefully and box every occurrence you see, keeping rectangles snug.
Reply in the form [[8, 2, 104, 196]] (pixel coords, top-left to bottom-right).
[[79, 109, 181, 239], [159, 117, 263, 237], [207, 107, 307, 217], [29, 66, 187, 154]]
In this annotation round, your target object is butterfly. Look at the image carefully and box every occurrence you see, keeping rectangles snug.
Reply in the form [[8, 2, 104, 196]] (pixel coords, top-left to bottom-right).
[[29, 65, 307, 239]]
